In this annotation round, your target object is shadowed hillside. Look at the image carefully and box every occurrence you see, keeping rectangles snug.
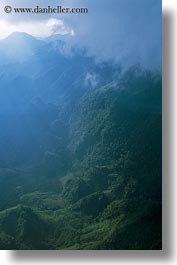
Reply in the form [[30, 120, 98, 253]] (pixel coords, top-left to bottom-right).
[[0, 33, 162, 250]]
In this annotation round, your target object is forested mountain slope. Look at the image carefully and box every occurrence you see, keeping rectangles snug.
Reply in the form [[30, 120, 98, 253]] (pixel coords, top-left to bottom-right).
[[0, 33, 162, 250]]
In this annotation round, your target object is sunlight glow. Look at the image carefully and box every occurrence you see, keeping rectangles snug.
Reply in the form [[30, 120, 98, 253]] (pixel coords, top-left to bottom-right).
[[0, 18, 75, 39]]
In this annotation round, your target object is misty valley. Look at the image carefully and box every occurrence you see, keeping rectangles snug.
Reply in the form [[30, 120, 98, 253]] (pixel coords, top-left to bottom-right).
[[0, 32, 162, 250]]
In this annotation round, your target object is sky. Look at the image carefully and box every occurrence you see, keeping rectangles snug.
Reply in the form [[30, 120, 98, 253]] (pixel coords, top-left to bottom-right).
[[0, 0, 162, 69]]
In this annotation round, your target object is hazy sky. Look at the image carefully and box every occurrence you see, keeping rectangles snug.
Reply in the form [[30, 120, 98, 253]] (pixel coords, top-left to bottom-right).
[[0, 0, 162, 69]]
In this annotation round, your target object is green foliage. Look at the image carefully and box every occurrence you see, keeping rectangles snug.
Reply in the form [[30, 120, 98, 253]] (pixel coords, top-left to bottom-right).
[[0, 67, 162, 249], [63, 177, 93, 203], [73, 192, 110, 216]]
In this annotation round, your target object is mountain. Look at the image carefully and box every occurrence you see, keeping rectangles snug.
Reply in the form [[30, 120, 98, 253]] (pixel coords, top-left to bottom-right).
[[0, 32, 43, 65], [0, 33, 162, 250]]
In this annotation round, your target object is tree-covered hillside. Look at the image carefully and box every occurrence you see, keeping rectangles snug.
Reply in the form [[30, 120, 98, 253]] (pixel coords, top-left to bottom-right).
[[0, 33, 162, 250]]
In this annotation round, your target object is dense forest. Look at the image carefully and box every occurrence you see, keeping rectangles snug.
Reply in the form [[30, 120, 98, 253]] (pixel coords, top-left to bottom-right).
[[0, 33, 162, 250]]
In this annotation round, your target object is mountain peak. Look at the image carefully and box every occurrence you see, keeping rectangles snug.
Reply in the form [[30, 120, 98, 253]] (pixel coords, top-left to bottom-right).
[[5, 32, 37, 42], [0, 32, 43, 64], [0, 32, 43, 48], [0, 31, 43, 47]]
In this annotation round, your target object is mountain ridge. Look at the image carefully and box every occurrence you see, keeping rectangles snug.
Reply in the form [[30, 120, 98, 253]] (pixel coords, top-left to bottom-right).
[[0, 31, 162, 249]]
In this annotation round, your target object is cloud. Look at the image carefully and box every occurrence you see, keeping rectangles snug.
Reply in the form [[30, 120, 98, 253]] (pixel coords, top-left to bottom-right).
[[85, 72, 99, 88], [0, 0, 161, 69], [0, 18, 74, 39], [64, 0, 162, 69]]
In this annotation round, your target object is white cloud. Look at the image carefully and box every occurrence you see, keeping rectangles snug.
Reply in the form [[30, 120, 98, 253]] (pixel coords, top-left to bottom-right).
[[0, 18, 75, 40], [85, 72, 99, 88]]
